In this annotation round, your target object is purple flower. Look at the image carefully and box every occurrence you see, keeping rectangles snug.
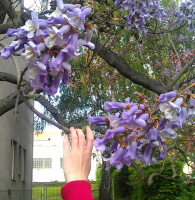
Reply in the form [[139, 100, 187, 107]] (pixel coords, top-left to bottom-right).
[[43, 73, 62, 95], [110, 147, 127, 171], [88, 116, 108, 126], [21, 41, 46, 62], [108, 113, 120, 128], [172, 106, 187, 129], [122, 141, 138, 166], [188, 98, 195, 116], [157, 144, 167, 160], [108, 141, 119, 154], [21, 12, 39, 38], [158, 122, 177, 142], [140, 144, 153, 165], [159, 97, 184, 121], [149, 128, 158, 142], [66, 7, 92, 29], [45, 24, 71, 48], [77, 26, 95, 49], [1, 41, 24, 60], [158, 91, 178, 103]]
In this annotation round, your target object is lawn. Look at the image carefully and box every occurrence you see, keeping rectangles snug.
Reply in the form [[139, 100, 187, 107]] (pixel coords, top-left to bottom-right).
[[32, 182, 99, 200]]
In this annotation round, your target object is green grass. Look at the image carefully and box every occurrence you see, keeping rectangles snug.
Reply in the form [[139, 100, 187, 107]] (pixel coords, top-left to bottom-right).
[[32, 182, 99, 200]]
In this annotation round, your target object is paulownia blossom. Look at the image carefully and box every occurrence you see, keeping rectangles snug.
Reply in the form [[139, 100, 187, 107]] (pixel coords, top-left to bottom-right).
[[1, 0, 94, 95], [89, 85, 195, 171]]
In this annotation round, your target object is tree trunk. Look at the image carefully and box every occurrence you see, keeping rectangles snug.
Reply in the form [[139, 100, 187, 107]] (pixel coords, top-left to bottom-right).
[[99, 160, 112, 200]]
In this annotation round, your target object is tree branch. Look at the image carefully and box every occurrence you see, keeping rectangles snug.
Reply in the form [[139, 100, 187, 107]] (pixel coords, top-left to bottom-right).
[[0, 0, 18, 23], [0, 72, 21, 84], [147, 156, 177, 187], [20, 90, 69, 133], [131, 160, 148, 183], [34, 94, 69, 128], [167, 54, 195, 90], [92, 40, 169, 95], [0, 83, 31, 116]]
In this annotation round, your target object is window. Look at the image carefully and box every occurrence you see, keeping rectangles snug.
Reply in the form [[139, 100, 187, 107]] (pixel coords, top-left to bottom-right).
[[33, 158, 52, 169], [22, 148, 26, 181], [60, 158, 63, 169], [18, 145, 22, 176], [11, 140, 17, 180]]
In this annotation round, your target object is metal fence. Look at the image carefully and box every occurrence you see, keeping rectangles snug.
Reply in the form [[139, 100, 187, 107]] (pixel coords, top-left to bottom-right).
[[0, 189, 42, 200]]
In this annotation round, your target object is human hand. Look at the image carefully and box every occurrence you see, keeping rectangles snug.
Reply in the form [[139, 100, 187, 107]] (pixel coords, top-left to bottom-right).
[[63, 127, 94, 183]]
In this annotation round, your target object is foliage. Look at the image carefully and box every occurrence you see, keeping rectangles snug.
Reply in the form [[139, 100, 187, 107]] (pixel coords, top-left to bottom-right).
[[127, 158, 187, 200], [111, 165, 131, 198], [95, 166, 102, 187]]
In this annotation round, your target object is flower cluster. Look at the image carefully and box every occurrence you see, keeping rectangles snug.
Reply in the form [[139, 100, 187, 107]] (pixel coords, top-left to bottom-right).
[[114, 0, 195, 34], [88, 85, 195, 171], [175, 1, 195, 31], [1, 0, 94, 95]]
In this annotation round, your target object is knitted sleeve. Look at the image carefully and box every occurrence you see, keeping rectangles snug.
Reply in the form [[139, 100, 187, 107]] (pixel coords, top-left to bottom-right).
[[61, 180, 94, 200]]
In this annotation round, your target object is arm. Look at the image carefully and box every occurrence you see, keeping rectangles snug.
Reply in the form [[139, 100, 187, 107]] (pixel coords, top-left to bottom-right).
[[61, 127, 94, 200]]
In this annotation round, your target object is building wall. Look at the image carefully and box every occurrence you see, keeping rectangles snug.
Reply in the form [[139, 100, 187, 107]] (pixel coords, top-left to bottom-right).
[[33, 133, 101, 182], [0, 1, 34, 198]]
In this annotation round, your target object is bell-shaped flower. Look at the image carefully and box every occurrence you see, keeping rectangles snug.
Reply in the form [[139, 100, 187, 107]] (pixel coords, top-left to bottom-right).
[[88, 116, 108, 126], [158, 122, 177, 142], [108, 113, 120, 128], [149, 128, 158, 142], [105, 101, 135, 111], [158, 117, 168, 130], [105, 126, 126, 138], [27, 53, 49, 83], [56, 0, 78, 12], [21, 12, 39, 38], [47, 16, 67, 25], [1, 40, 24, 60], [122, 141, 138, 166], [140, 144, 153, 165], [45, 24, 71, 48], [6, 28, 28, 40], [43, 73, 62, 95], [62, 62, 71, 84], [157, 144, 167, 160], [172, 106, 187, 129], [49, 51, 67, 74], [159, 97, 183, 121], [110, 147, 127, 171], [77, 28, 95, 49], [21, 41, 46, 62], [158, 91, 178, 103], [62, 33, 78, 59], [49, 7, 63, 18], [66, 7, 92, 29], [188, 98, 195, 116], [108, 141, 119, 154], [93, 136, 110, 151]]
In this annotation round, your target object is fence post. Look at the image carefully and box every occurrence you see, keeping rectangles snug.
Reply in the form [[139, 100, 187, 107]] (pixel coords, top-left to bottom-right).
[[112, 177, 114, 200], [43, 184, 46, 200]]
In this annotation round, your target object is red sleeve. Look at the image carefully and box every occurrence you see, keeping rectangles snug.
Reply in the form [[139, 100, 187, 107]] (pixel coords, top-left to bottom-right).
[[61, 180, 94, 200]]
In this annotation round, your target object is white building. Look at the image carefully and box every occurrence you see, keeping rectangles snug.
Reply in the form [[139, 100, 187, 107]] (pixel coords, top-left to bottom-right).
[[33, 128, 101, 182]]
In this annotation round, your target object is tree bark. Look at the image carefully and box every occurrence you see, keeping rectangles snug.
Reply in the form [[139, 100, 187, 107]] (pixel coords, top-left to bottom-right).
[[99, 160, 112, 200]]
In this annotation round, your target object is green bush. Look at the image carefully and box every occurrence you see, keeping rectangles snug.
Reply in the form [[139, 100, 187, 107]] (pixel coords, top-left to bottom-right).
[[127, 159, 187, 200], [112, 165, 132, 198], [96, 166, 102, 186]]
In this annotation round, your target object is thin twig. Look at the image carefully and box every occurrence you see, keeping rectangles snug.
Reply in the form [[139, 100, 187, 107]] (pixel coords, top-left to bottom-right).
[[20, 89, 70, 133]]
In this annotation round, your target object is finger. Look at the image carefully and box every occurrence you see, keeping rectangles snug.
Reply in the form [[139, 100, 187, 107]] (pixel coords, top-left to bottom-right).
[[70, 127, 78, 150], [76, 129, 85, 150], [63, 134, 70, 155], [86, 127, 94, 153]]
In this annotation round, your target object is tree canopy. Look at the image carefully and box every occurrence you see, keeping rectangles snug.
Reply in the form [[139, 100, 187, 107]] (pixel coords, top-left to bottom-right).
[[0, 0, 194, 194]]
